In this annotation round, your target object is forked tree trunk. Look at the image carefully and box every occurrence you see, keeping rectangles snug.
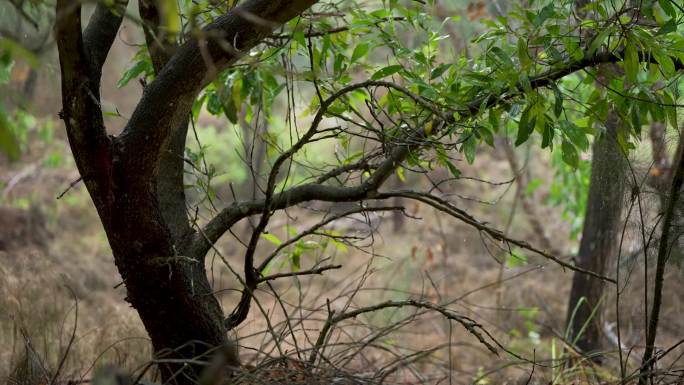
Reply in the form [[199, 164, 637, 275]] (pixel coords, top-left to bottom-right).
[[54, 1, 318, 383], [565, 113, 627, 357]]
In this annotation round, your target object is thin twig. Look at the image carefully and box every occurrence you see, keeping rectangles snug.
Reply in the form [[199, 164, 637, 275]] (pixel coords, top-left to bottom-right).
[[56, 177, 83, 199], [257, 264, 342, 283], [49, 286, 78, 385]]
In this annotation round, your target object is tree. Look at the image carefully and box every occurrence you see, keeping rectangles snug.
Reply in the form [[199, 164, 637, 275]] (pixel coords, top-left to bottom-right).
[[55, 0, 316, 379], [640, 134, 684, 383], [565, 110, 627, 359], [52, 0, 683, 383], [562, 0, 629, 360]]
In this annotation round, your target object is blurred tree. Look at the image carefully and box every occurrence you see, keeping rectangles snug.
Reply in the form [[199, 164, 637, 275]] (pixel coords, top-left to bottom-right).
[[563, 0, 630, 360], [565, 110, 627, 360]]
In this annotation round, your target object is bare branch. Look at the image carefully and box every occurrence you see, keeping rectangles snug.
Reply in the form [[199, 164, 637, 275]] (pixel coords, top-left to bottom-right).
[[194, 50, 680, 258], [256, 206, 404, 274], [269, 16, 407, 40], [376, 190, 617, 284], [83, 0, 129, 73], [55, 0, 115, 212], [308, 299, 500, 366], [223, 204, 401, 330], [256, 264, 343, 284]]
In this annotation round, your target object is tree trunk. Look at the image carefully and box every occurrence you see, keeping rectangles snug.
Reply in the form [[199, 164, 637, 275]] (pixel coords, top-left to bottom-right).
[[54, 1, 318, 382], [90, 155, 238, 381], [649, 123, 684, 267], [639, 134, 684, 383], [565, 112, 627, 357]]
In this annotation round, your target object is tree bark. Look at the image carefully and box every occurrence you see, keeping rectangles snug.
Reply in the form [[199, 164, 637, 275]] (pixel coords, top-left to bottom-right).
[[639, 134, 684, 383], [565, 112, 627, 357], [55, 1, 318, 382], [648, 123, 684, 266]]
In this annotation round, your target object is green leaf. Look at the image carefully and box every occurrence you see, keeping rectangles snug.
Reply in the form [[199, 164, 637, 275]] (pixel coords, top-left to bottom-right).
[[478, 124, 495, 146], [351, 42, 370, 63], [0, 53, 13, 85], [223, 98, 238, 124], [526, 178, 543, 196], [462, 137, 476, 164], [658, 0, 677, 18], [333, 52, 346, 74], [488, 108, 500, 133], [290, 243, 303, 269], [589, 27, 612, 54], [515, 106, 535, 146], [158, 0, 180, 39], [624, 41, 639, 82], [506, 249, 528, 268], [118, 59, 151, 88], [293, 30, 306, 47], [206, 92, 222, 115], [396, 166, 406, 182], [517, 39, 532, 69], [561, 121, 589, 151], [519, 72, 532, 93], [561, 140, 579, 169], [663, 92, 678, 129], [653, 50, 675, 75], [446, 161, 461, 179], [430, 63, 452, 79], [489, 46, 513, 68], [0, 37, 39, 68], [656, 18, 677, 35], [552, 84, 563, 118], [631, 104, 642, 134], [261, 233, 282, 246], [541, 123, 554, 149], [330, 238, 348, 252], [534, 4, 555, 27], [370, 65, 403, 80], [192, 94, 207, 121], [0, 110, 20, 160]]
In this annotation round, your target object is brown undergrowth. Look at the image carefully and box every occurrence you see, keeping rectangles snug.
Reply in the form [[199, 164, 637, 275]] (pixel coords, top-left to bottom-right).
[[1, 129, 683, 385]]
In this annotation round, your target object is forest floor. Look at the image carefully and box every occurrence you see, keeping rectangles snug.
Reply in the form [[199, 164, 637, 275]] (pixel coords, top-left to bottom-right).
[[2, 122, 684, 385]]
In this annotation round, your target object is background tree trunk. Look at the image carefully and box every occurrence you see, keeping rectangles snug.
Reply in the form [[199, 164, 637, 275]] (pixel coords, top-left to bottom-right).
[[639, 134, 684, 383], [648, 123, 684, 267], [565, 112, 627, 357]]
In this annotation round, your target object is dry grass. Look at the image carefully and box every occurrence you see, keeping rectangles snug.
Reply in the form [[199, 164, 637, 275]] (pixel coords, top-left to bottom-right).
[[1, 131, 683, 385]]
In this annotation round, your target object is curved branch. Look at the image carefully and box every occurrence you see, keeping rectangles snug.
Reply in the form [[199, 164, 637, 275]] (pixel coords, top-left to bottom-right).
[[117, 0, 319, 176], [55, 0, 116, 213], [138, 1, 190, 242], [256, 206, 404, 274], [375, 190, 616, 284], [308, 299, 499, 366], [256, 264, 343, 284], [83, 0, 129, 74], [190, 80, 438, 258], [464, 50, 683, 115], [196, 48, 683, 258], [138, 0, 175, 72]]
